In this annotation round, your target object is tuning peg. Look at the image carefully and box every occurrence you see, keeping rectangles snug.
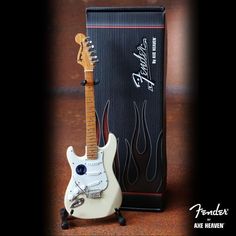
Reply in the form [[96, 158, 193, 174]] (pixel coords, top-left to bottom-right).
[[89, 50, 96, 56], [88, 45, 95, 50], [86, 40, 93, 47], [84, 36, 90, 42], [91, 56, 99, 63], [92, 59, 99, 64], [91, 55, 98, 60]]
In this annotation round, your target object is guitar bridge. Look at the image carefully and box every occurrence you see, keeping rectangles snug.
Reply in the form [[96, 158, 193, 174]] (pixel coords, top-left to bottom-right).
[[86, 189, 102, 199]]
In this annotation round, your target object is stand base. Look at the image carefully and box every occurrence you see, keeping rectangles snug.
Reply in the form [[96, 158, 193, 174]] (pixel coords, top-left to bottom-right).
[[60, 207, 126, 229], [60, 208, 69, 229], [115, 208, 126, 226]]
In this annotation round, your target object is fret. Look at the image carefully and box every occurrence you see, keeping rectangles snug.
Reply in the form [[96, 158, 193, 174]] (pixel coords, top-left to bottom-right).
[[84, 71, 97, 160], [74, 33, 99, 161]]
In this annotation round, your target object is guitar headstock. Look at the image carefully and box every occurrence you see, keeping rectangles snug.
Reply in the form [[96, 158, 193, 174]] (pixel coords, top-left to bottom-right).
[[75, 33, 98, 71]]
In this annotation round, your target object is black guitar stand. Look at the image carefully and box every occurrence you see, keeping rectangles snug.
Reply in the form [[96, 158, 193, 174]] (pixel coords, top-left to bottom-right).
[[60, 208, 69, 229], [114, 208, 126, 226], [80, 79, 100, 86], [60, 207, 126, 229]]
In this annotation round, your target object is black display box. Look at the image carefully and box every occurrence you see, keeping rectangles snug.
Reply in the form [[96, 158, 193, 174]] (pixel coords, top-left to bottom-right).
[[86, 7, 167, 211]]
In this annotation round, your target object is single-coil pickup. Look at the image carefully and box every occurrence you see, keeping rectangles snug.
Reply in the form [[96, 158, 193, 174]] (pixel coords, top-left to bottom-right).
[[86, 171, 102, 176], [87, 180, 102, 187], [87, 161, 103, 166]]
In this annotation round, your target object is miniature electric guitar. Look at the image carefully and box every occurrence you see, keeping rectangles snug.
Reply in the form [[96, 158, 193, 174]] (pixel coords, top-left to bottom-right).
[[64, 33, 122, 219]]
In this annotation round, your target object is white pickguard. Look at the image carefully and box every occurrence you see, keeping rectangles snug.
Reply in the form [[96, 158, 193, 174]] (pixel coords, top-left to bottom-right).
[[67, 150, 108, 202], [64, 133, 122, 219]]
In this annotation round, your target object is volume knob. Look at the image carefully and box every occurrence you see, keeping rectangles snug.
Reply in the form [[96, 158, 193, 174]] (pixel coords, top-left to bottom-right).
[[76, 164, 87, 175]]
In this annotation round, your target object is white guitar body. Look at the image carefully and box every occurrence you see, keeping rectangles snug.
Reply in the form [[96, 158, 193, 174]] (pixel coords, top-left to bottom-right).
[[64, 133, 122, 219]]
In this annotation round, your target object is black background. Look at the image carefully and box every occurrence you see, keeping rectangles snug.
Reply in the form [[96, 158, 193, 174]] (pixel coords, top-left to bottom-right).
[[2, 1, 234, 235], [193, 1, 234, 235], [2, 1, 49, 235]]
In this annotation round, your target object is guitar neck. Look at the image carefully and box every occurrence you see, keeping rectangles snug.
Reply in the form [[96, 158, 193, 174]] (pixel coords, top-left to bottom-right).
[[84, 70, 97, 160]]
